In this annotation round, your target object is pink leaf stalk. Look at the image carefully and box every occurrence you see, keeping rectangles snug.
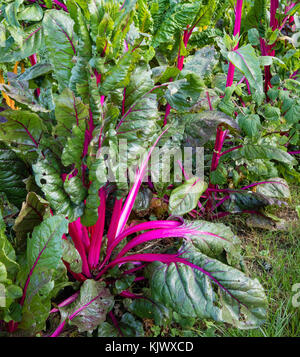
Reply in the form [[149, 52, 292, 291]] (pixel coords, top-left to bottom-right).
[[164, 26, 193, 126], [226, 0, 244, 88], [88, 188, 106, 269], [114, 128, 169, 238], [207, 0, 243, 212], [106, 198, 123, 248]]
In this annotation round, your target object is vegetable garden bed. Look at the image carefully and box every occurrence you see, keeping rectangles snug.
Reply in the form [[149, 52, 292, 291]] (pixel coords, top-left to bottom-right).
[[0, 0, 299, 338]]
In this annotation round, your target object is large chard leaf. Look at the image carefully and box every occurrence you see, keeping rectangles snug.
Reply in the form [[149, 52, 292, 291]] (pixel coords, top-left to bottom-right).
[[223, 190, 288, 213], [67, 0, 92, 100], [33, 154, 85, 222], [110, 64, 160, 180], [227, 45, 264, 105], [238, 114, 261, 138], [181, 111, 240, 146], [26, 215, 68, 273], [180, 219, 241, 266], [0, 141, 29, 208], [255, 178, 291, 199], [0, 110, 45, 162], [230, 144, 297, 166], [147, 235, 267, 328], [54, 88, 89, 145], [0, 82, 49, 113], [16, 63, 53, 82], [100, 49, 142, 96], [17, 215, 68, 333], [43, 10, 76, 92], [169, 177, 208, 215], [152, 1, 201, 47], [165, 74, 204, 111], [181, 46, 218, 79], [62, 239, 82, 274], [53, 88, 88, 178], [62, 279, 114, 333]]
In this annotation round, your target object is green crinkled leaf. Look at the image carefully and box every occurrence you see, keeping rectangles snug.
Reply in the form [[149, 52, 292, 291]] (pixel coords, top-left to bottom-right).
[[43, 10, 76, 92], [182, 110, 240, 145], [17, 4, 44, 22], [227, 45, 264, 105], [180, 219, 241, 265], [169, 177, 208, 215], [0, 261, 7, 284], [284, 99, 300, 124], [0, 82, 49, 113], [63, 175, 87, 205], [259, 104, 280, 123], [223, 190, 287, 213], [238, 114, 261, 138], [128, 292, 172, 326], [33, 154, 85, 222], [18, 293, 51, 334], [210, 165, 227, 185], [54, 88, 89, 145], [152, 2, 201, 47], [67, 0, 92, 100], [255, 178, 291, 199], [0, 23, 43, 63], [231, 144, 297, 166], [26, 215, 68, 272], [152, 65, 180, 84], [147, 242, 267, 329], [113, 65, 160, 177], [16, 63, 53, 81], [0, 141, 29, 208], [66, 279, 114, 333], [0, 110, 45, 162], [18, 216, 68, 332], [181, 46, 218, 79], [61, 125, 86, 171], [98, 312, 144, 337], [165, 74, 204, 111], [115, 275, 135, 294], [242, 0, 266, 35], [62, 239, 82, 274], [136, 0, 153, 33], [100, 49, 142, 95], [97, 321, 119, 337]]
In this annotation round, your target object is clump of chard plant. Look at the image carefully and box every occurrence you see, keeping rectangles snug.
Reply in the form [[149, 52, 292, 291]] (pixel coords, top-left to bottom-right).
[[0, 0, 298, 337]]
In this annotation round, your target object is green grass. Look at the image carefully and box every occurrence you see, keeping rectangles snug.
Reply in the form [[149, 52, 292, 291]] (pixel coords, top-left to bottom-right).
[[213, 186, 300, 337], [217, 224, 300, 337]]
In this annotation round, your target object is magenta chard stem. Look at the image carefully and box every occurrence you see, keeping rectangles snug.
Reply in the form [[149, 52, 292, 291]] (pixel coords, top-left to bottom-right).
[[206, 0, 243, 211], [226, 0, 243, 88], [164, 25, 193, 126]]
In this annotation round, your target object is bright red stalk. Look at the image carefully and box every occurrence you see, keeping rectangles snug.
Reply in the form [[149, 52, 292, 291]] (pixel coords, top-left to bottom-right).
[[88, 188, 106, 269], [164, 27, 192, 126], [226, 0, 243, 87], [68, 221, 91, 277], [107, 198, 123, 249]]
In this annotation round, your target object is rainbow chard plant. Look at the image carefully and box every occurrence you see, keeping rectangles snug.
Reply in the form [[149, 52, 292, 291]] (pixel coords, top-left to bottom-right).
[[0, 0, 269, 336], [0, 0, 298, 337], [0, 136, 268, 336]]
